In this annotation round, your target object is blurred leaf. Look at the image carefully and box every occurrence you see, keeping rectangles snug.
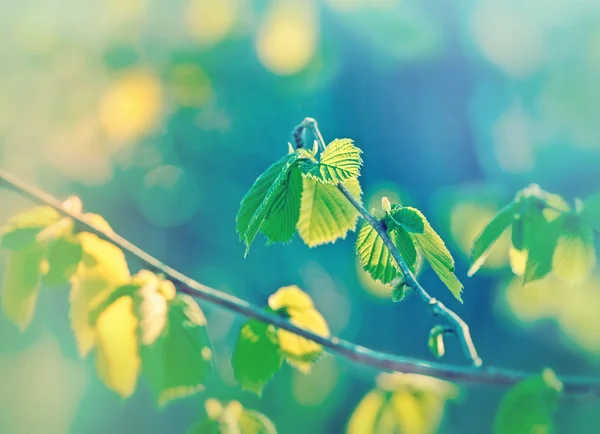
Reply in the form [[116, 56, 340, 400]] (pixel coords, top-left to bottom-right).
[[411, 219, 463, 302], [268, 286, 329, 373], [142, 294, 212, 407], [232, 317, 283, 396], [70, 232, 131, 356], [493, 368, 563, 434], [260, 167, 303, 244], [236, 152, 301, 254], [523, 216, 564, 284], [132, 270, 168, 346], [42, 234, 83, 285], [581, 191, 600, 232], [428, 325, 446, 359], [95, 295, 140, 398], [297, 177, 361, 247], [387, 205, 425, 234], [391, 283, 409, 302], [303, 139, 362, 184], [0, 206, 60, 251], [552, 216, 596, 284], [1, 244, 44, 330], [468, 201, 521, 276], [188, 400, 277, 434]]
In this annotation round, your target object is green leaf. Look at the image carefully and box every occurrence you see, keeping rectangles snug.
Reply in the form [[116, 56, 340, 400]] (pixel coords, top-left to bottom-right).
[[297, 177, 362, 247], [238, 410, 278, 434], [142, 294, 212, 407], [188, 400, 277, 434], [236, 153, 301, 255], [232, 317, 283, 396], [355, 222, 401, 285], [581, 191, 600, 232], [303, 138, 362, 184], [428, 325, 446, 359], [411, 220, 463, 302], [391, 284, 409, 302], [42, 234, 83, 285], [268, 285, 329, 373], [468, 201, 521, 277], [1, 244, 44, 330], [552, 215, 596, 284], [522, 215, 563, 284], [493, 368, 563, 434], [388, 205, 425, 233], [0, 206, 60, 251], [259, 167, 303, 244]]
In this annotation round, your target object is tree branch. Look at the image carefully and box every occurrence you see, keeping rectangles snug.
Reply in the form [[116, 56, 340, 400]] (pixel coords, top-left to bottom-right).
[[296, 117, 482, 366], [1, 170, 600, 398]]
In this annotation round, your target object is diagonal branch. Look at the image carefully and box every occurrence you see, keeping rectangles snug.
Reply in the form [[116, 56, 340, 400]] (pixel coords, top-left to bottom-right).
[[295, 117, 482, 366], [1, 169, 600, 398]]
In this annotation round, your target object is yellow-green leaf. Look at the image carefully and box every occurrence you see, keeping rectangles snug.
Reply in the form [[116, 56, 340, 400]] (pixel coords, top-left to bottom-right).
[[1, 244, 44, 330], [95, 295, 140, 398], [42, 234, 83, 286], [303, 138, 362, 184], [297, 177, 362, 247], [0, 206, 60, 251], [552, 216, 596, 284], [427, 325, 446, 359], [581, 191, 600, 232], [188, 400, 277, 434], [142, 294, 212, 407]]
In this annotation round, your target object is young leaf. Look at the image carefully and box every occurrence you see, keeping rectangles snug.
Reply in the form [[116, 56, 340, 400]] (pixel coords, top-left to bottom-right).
[[142, 294, 213, 407], [236, 153, 301, 254], [493, 368, 563, 434], [297, 177, 362, 247], [388, 205, 425, 234], [410, 220, 463, 302], [1, 244, 44, 330], [428, 325, 447, 359], [391, 283, 409, 302], [70, 232, 131, 356], [302, 138, 362, 184], [552, 216, 596, 283], [188, 400, 277, 434], [95, 295, 140, 398], [232, 318, 283, 396], [522, 216, 564, 285], [0, 206, 60, 251], [581, 191, 600, 232], [42, 234, 83, 285], [468, 201, 521, 276], [259, 167, 303, 244], [268, 286, 329, 373]]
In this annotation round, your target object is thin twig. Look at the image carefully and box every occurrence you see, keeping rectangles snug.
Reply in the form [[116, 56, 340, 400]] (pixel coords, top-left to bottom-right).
[[297, 117, 482, 367], [1, 170, 600, 397]]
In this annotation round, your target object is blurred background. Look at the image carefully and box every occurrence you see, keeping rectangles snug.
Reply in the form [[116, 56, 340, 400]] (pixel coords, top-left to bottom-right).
[[1, 0, 600, 432]]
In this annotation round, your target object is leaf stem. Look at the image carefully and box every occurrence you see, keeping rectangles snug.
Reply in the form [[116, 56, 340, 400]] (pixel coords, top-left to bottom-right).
[[1, 170, 600, 397]]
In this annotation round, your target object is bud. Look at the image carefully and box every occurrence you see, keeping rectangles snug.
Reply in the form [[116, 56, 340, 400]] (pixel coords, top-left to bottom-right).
[[311, 140, 319, 156], [288, 142, 294, 154], [381, 196, 392, 214], [205, 399, 223, 420], [62, 195, 83, 214]]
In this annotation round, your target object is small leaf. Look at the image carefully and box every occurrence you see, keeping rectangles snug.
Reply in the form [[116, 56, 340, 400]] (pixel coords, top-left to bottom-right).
[[581, 191, 600, 232], [0, 206, 61, 251], [1, 244, 44, 330], [493, 368, 563, 434], [523, 216, 564, 284], [70, 232, 131, 356], [355, 222, 401, 285], [142, 294, 212, 407], [468, 201, 520, 276], [188, 400, 277, 434], [259, 166, 303, 244], [391, 284, 409, 302], [411, 219, 463, 302], [268, 286, 329, 373], [232, 318, 283, 396], [95, 295, 140, 398], [552, 216, 596, 284], [428, 325, 447, 359], [42, 234, 83, 285], [303, 138, 362, 184], [388, 205, 425, 234], [133, 270, 169, 346], [236, 153, 301, 255], [297, 177, 362, 247]]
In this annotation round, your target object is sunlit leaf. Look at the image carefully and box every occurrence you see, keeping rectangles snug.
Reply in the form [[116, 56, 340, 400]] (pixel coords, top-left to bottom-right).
[[232, 317, 283, 396], [236, 152, 301, 254], [391, 283, 409, 302], [581, 191, 600, 232], [297, 177, 362, 247], [355, 222, 402, 285], [0, 206, 60, 251], [142, 294, 212, 407], [188, 400, 277, 434], [523, 216, 564, 284], [70, 232, 131, 356], [42, 234, 83, 286], [303, 139, 362, 184], [387, 205, 425, 234], [268, 286, 329, 373], [410, 219, 463, 302], [428, 325, 446, 359], [132, 270, 168, 346], [468, 201, 521, 276], [95, 295, 140, 398], [493, 368, 563, 434], [260, 167, 303, 244], [552, 216, 596, 284], [1, 244, 44, 330]]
